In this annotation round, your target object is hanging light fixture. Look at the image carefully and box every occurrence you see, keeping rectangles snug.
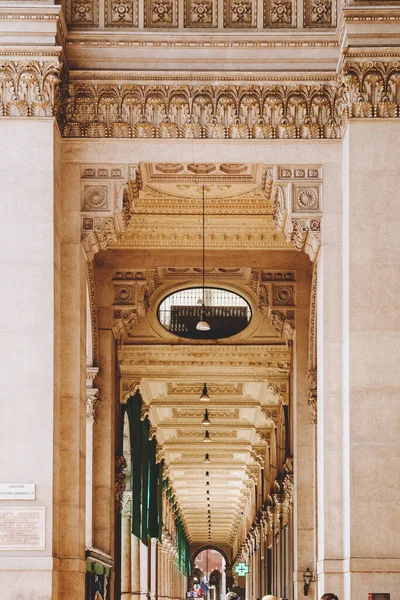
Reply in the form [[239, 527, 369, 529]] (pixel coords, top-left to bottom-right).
[[196, 185, 211, 331], [202, 409, 211, 425], [204, 453, 211, 463], [203, 430, 211, 442], [204, 471, 210, 478], [199, 383, 210, 402]]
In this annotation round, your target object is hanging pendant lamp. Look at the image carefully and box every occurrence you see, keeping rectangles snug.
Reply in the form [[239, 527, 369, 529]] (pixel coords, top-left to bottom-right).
[[203, 430, 211, 443], [196, 185, 211, 331], [204, 453, 211, 463], [202, 409, 211, 425], [199, 383, 210, 402]]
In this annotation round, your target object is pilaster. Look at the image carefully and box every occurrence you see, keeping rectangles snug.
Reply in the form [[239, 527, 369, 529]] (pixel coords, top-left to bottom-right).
[[341, 119, 400, 599], [0, 118, 62, 600]]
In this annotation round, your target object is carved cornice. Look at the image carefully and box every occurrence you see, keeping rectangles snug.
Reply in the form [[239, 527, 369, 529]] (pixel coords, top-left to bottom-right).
[[250, 267, 297, 336], [59, 60, 400, 141], [118, 344, 292, 381], [65, 33, 339, 50]]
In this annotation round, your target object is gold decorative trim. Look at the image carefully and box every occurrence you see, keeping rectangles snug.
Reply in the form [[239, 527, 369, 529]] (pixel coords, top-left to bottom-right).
[[0, 59, 62, 119], [63, 79, 344, 139]]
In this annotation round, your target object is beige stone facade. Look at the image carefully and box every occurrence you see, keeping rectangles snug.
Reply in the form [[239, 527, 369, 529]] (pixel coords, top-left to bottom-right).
[[0, 2, 400, 600]]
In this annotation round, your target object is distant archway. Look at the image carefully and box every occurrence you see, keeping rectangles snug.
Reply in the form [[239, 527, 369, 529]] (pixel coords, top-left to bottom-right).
[[192, 548, 227, 600]]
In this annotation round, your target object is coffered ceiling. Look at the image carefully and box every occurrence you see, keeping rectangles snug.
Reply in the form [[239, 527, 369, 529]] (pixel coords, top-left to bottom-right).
[[90, 161, 308, 551], [119, 343, 291, 546]]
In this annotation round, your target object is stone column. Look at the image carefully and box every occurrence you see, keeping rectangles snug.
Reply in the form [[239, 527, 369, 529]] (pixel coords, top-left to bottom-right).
[[315, 146, 345, 598], [121, 493, 132, 597], [86, 368, 99, 547], [140, 539, 149, 600], [221, 564, 226, 599], [58, 134, 89, 600], [131, 534, 141, 600], [340, 120, 400, 598], [150, 538, 158, 600], [292, 263, 314, 599], [93, 330, 117, 569]]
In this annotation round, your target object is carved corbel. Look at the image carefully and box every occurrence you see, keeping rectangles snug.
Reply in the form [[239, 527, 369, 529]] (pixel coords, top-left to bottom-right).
[[308, 369, 318, 424], [115, 455, 127, 513], [149, 426, 157, 440], [267, 379, 289, 406], [86, 390, 100, 420], [250, 447, 265, 467], [112, 273, 157, 338], [120, 380, 140, 404], [141, 404, 150, 421], [86, 366, 100, 420], [122, 491, 132, 518], [156, 444, 165, 464], [256, 428, 272, 444], [273, 178, 322, 262], [246, 465, 259, 485], [81, 170, 140, 261], [249, 268, 296, 338], [283, 473, 294, 512]]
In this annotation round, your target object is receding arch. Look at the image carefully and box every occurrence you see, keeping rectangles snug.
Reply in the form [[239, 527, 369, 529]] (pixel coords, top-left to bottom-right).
[[191, 545, 230, 567]]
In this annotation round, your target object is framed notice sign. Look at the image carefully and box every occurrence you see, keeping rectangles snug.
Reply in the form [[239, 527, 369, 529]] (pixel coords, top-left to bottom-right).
[[0, 483, 36, 500], [368, 595, 390, 600], [0, 507, 45, 550]]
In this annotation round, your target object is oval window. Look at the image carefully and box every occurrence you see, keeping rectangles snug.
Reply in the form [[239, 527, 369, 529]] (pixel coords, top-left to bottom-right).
[[157, 287, 252, 340]]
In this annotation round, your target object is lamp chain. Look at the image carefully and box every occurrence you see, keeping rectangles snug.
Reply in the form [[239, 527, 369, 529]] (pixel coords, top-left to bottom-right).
[[202, 184, 205, 305]]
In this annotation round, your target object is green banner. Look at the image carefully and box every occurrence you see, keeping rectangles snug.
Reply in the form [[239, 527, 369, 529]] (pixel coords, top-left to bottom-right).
[[125, 392, 142, 538]]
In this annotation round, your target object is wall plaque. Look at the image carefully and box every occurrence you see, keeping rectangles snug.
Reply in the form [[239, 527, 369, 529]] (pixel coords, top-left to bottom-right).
[[0, 483, 36, 500], [0, 507, 45, 550], [368, 595, 390, 600]]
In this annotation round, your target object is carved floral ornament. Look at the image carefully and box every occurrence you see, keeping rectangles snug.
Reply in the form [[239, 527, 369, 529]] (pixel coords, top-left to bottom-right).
[[0, 59, 62, 118], [66, 0, 333, 29], [2, 60, 400, 136]]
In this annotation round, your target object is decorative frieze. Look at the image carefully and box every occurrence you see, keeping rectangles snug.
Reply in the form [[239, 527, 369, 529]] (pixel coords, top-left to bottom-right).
[[63, 79, 344, 139], [59, 60, 400, 137]]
